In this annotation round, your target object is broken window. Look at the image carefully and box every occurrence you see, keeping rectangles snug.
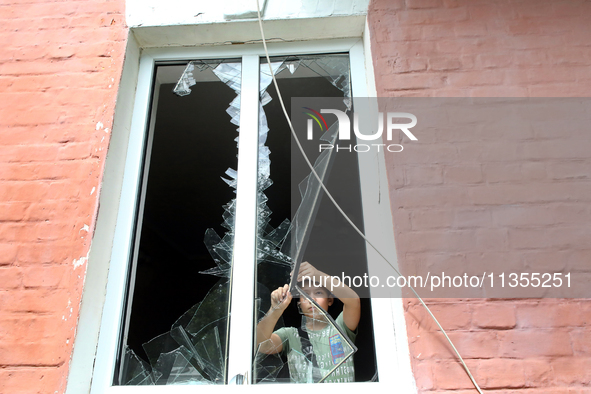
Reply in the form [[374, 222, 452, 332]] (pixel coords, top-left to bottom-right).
[[115, 53, 377, 386]]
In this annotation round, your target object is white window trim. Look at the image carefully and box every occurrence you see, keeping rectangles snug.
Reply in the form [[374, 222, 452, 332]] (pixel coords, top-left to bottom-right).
[[68, 32, 416, 394]]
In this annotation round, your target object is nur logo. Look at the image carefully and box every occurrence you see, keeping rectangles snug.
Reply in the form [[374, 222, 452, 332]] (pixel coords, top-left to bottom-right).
[[303, 107, 418, 153]]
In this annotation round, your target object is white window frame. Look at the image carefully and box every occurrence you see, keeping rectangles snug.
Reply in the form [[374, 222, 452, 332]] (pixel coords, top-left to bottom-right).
[[78, 36, 415, 394]]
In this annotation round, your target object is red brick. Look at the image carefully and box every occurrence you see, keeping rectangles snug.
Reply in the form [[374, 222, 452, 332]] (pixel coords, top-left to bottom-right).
[[31, 222, 76, 242], [568, 249, 591, 271], [483, 163, 522, 183], [473, 304, 516, 329], [392, 209, 411, 232], [523, 358, 554, 387], [476, 358, 525, 389], [421, 24, 456, 40], [405, 0, 442, 9], [569, 388, 591, 394], [446, 331, 499, 359], [22, 265, 69, 288], [0, 161, 98, 182], [508, 226, 591, 250], [444, 164, 482, 184], [383, 25, 424, 42], [0, 267, 22, 289], [2, 72, 106, 93], [447, 70, 505, 87], [499, 330, 573, 358], [386, 164, 405, 190], [0, 342, 66, 366], [552, 203, 591, 224], [0, 289, 70, 313], [405, 165, 443, 186], [26, 200, 82, 222], [0, 223, 32, 243], [382, 72, 447, 91], [468, 182, 591, 206], [0, 144, 60, 163], [413, 360, 434, 390], [0, 243, 18, 266], [0, 367, 63, 394], [388, 142, 458, 165], [368, 0, 405, 12], [453, 20, 488, 38], [387, 56, 428, 73], [493, 206, 555, 227], [396, 229, 477, 253], [428, 56, 462, 71], [408, 302, 472, 332], [16, 241, 75, 266], [454, 209, 491, 229], [431, 360, 479, 390], [391, 185, 470, 209], [528, 83, 591, 97], [410, 209, 453, 229], [404, 252, 468, 278], [0, 202, 29, 221], [571, 328, 591, 356], [551, 357, 591, 385], [46, 180, 85, 200], [524, 140, 591, 160], [520, 162, 547, 180], [455, 141, 520, 163], [521, 250, 568, 273], [0, 314, 64, 342], [516, 302, 588, 328], [4, 3, 81, 18], [547, 161, 591, 181]]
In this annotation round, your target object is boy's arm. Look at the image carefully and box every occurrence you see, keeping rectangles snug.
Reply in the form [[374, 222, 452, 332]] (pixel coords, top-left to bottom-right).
[[297, 262, 361, 332], [255, 284, 292, 354]]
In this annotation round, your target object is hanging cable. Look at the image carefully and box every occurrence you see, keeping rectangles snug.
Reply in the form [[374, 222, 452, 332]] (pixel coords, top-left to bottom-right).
[[255, 1, 484, 393]]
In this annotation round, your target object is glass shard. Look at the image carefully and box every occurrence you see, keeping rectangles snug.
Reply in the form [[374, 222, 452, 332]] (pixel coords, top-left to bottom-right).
[[253, 54, 358, 384], [120, 346, 159, 385]]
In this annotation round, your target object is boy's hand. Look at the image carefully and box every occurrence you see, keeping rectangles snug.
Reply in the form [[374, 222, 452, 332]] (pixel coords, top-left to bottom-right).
[[270, 284, 292, 312], [297, 261, 326, 282]]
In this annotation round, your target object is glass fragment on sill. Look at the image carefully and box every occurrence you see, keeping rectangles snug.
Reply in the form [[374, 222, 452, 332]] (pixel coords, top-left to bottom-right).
[[152, 347, 199, 385], [161, 348, 208, 385], [129, 280, 230, 385], [120, 346, 162, 385]]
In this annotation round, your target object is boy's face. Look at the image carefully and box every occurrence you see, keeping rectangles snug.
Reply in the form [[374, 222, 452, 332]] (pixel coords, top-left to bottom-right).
[[299, 285, 333, 317]]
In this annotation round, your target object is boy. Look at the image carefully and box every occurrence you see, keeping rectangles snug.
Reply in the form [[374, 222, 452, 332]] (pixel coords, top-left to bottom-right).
[[256, 262, 361, 383]]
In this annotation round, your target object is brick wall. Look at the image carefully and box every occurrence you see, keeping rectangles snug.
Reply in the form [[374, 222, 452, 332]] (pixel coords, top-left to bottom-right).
[[368, 0, 591, 392], [0, 1, 127, 393]]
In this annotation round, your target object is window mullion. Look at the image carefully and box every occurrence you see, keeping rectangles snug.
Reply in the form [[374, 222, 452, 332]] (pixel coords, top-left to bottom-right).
[[226, 54, 260, 383]]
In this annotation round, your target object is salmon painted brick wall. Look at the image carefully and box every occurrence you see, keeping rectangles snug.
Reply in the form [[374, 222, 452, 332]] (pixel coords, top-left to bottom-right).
[[368, 0, 591, 393], [0, 0, 127, 393]]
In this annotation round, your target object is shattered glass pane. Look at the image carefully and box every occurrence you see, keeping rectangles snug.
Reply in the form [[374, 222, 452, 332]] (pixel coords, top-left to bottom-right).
[[164, 350, 208, 385], [253, 54, 358, 384], [120, 346, 160, 385], [117, 59, 243, 385], [270, 55, 351, 109], [173, 60, 223, 96]]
